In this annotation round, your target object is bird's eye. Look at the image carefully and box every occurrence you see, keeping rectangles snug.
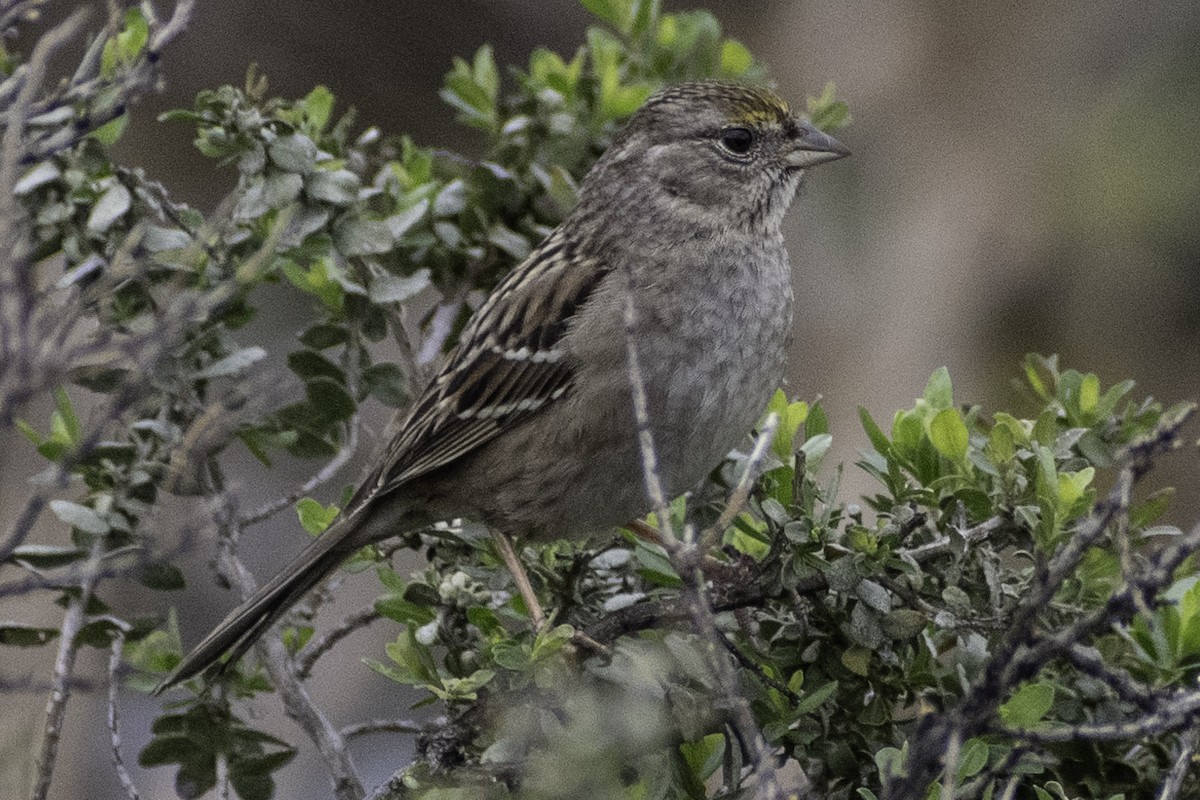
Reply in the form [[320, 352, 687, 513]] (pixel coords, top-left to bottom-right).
[[718, 127, 755, 155]]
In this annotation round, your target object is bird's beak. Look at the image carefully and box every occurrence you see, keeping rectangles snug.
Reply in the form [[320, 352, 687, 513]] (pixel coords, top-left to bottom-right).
[[786, 121, 851, 169]]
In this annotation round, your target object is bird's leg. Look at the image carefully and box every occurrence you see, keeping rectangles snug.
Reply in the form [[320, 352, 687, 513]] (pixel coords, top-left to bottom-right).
[[491, 531, 546, 630], [626, 518, 669, 547]]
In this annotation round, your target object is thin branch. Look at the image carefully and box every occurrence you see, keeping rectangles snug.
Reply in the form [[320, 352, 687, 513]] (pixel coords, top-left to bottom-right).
[[340, 719, 424, 741], [105, 621, 140, 800], [239, 420, 360, 527], [620, 276, 677, 547], [208, 484, 365, 800], [29, 540, 105, 800], [697, 413, 779, 553], [1158, 728, 1198, 800], [997, 688, 1200, 742], [295, 604, 382, 680]]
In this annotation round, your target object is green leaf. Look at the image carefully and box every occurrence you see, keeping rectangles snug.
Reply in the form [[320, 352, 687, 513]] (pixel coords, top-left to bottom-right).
[[794, 680, 839, 715], [299, 324, 350, 350], [296, 497, 340, 535], [304, 377, 356, 421], [369, 269, 430, 304], [13, 161, 62, 195], [363, 363, 409, 407], [1057, 466, 1095, 510], [385, 200, 429, 241], [1000, 682, 1055, 728], [957, 738, 989, 780], [303, 85, 335, 132], [928, 407, 969, 461], [54, 387, 81, 444], [1078, 373, 1100, 416], [139, 563, 186, 591], [923, 366, 953, 409], [287, 349, 346, 384], [841, 645, 872, 676], [680, 733, 726, 782], [6, 544, 88, 569], [580, 0, 629, 30], [0, 624, 59, 647], [858, 406, 891, 456], [718, 40, 754, 76], [1131, 487, 1174, 529], [90, 113, 130, 146]]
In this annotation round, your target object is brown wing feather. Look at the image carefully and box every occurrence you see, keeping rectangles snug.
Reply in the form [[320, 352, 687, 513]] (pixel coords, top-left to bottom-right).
[[354, 230, 610, 505]]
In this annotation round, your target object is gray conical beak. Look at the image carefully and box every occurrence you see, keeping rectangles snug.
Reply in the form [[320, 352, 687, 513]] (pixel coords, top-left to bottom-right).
[[786, 122, 851, 169]]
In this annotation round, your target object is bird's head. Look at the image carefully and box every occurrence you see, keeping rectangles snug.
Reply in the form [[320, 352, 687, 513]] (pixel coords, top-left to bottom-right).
[[582, 81, 850, 234]]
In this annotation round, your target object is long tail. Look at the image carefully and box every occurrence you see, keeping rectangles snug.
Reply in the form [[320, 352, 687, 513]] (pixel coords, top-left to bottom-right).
[[155, 511, 370, 694]]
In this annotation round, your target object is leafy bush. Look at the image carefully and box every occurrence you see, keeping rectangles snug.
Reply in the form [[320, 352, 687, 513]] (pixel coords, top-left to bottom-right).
[[2, 2, 1197, 800]]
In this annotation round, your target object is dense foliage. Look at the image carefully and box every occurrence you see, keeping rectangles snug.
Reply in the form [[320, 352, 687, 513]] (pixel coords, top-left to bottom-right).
[[1, 2, 1197, 800]]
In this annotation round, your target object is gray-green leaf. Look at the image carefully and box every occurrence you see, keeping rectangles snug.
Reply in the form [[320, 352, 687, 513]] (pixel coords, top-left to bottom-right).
[[369, 269, 430, 304], [268, 133, 318, 173], [86, 183, 132, 233], [305, 169, 361, 205], [335, 217, 393, 256], [49, 500, 110, 534]]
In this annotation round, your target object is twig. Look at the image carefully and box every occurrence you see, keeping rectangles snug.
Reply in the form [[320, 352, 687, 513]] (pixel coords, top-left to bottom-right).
[[620, 276, 678, 547], [105, 620, 140, 800], [718, 631, 799, 703], [1059, 642, 1156, 710], [148, 0, 196, 56], [1158, 728, 1198, 800], [939, 730, 960, 800], [697, 413, 779, 553], [208, 483, 365, 800], [239, 421, 360, 527], [340, 719, 424, 740], [29, 540, 104, 800], [996, 688, 1200, 742], [295, 604, 383, 679]]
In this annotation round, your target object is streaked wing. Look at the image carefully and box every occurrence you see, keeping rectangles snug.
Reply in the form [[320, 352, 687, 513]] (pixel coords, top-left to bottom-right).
[[356, 229, 610, 504]]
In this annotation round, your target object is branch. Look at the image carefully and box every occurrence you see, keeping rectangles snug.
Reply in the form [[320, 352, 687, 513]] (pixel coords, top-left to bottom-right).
[[207, 483, 366, 800], [29, 540, 104, 800], [1158, 729, 1198, 800], [340, 718, 423, 741], [295, 604, 382, 680], [239, 420, 360, 527], [884, 407, 1196, 800], [105, 620, 141, 800]]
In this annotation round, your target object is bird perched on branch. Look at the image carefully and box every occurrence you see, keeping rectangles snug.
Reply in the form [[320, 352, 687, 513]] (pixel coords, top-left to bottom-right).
[[158, 80, 849, 692]]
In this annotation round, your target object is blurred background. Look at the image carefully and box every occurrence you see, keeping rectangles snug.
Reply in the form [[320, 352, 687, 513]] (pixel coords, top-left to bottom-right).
[[2, 1, 1198, 797]]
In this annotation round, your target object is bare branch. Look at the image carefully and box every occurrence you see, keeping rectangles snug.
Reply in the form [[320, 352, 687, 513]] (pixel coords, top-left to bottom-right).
[[105, 621, 141, 800], [620, 277, 678, 547], [1158, 729, 1198, 800], [698, 413, 779, 552], [240, 420, 360, 527], [207, 485, 366, 800], [29, 540, 105, 800], [340, 718, 424, 741], [295, 604, 382, 680]]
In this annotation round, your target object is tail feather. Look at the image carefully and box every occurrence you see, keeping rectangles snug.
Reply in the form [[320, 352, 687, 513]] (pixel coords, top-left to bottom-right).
[[155, 515, 363, 694]]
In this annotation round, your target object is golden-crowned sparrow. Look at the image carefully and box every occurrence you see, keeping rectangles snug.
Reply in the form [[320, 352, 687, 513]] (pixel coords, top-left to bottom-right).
[[158, 81, 848, 691]]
